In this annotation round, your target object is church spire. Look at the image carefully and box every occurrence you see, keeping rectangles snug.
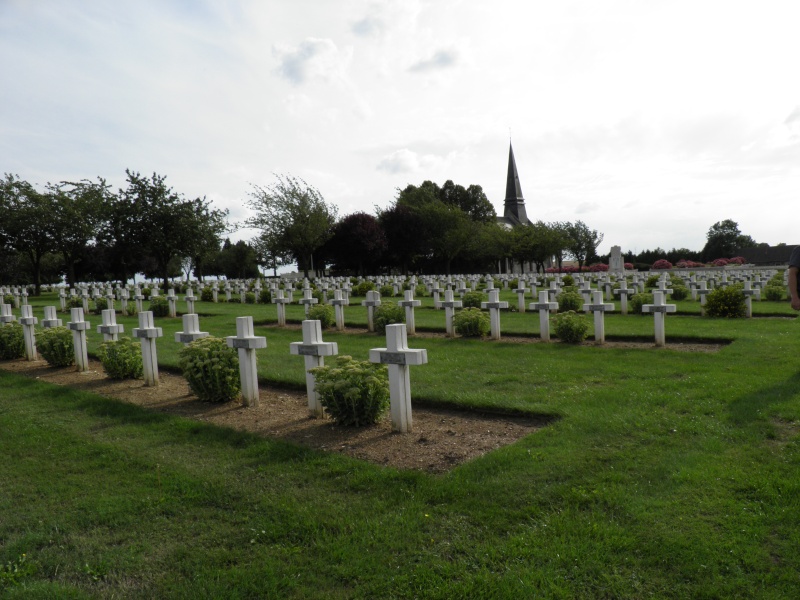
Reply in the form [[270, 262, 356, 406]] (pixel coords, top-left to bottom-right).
[[504, 142, 528, 224]]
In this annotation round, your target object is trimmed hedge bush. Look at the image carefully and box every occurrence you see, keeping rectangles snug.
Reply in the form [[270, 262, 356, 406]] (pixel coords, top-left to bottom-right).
[[178, 337, 241, 402], [630, 293, 654, 315], [374, 304, 405, 334], [764, 285, 784, 302], [259, 288, 272, 304], [461, 291, 483, 309], [245, 292, 256, 304], [200, 287, 214, 302], [98, 337, 143, 379], [0, 323, 25, 360], [353, 282, 375, 297], [66, 296, 83, 310], [93, 297, 108, 315], [705, 286, 746, 318], [149, 297, 169, 318], [553, 311, 589, 343], [670, 285, 689, 301], [556, 290, 583, 312], [453, 308, 490, 337], [309, 355, 390, 426], [379, 285, 395, 298], [308, 304, 336, 329], [414, 284, 427, 298], [36, 326, 75, 367]]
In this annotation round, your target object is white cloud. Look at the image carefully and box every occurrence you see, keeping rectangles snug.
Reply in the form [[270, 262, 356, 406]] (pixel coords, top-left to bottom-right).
[[273, 38, 352, 85], [376, 149, 441, 174], [408, 48, 459, 72]]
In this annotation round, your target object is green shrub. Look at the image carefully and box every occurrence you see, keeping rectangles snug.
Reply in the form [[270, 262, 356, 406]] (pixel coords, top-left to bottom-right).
[[245, 291, 256, 304], [353, 281, 375, 297], [556, 290, 583, 312], [142, 287, 152, 300], [373, 304, 405, 334], [200, 287, 213, 302], [66, 296, 83, 310], [122, 305, 138, 317], [509, 278, 519, 289], [630, 293, 654, 315], [309, 355, 390, 426], [93, 297, 108, 314], [98, 337, 143, 379], [0, 323, 25, 360], [149, 297, 169, 318], [705, 286, 746, 318], [259, 288, 272, 304], [645, 275, 660, 289], [453, 307, 490, 337], [36, 326, 74, 367], [2, 294, 13, 305], [461, 291, 483, 309], [553, 311, 589, 343], [178, 337, 241, 403], [308, 304, 336, 329], [561, 274, 575, 287], [670, 285, 689, 301], [414, 284, 428, 298], [764, 285, 784, 302], [379, 285, 395, 298]]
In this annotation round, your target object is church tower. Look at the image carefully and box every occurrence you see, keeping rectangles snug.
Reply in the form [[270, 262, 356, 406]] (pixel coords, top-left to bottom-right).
[[498, 142, 530, 227]]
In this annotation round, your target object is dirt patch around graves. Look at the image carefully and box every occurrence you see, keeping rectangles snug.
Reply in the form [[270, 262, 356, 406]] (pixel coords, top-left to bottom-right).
[[0, 358, 550, 474]]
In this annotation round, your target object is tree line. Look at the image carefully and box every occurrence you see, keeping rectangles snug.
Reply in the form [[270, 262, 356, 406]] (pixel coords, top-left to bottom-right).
[[0, 170, 608, 290]]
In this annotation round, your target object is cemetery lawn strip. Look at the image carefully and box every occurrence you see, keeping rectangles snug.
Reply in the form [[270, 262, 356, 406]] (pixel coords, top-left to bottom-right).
[[3, 294, 800, 597]]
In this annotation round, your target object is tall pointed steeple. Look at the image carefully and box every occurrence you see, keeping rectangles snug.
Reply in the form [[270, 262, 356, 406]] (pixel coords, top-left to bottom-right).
[[503, 142, 529, 225]]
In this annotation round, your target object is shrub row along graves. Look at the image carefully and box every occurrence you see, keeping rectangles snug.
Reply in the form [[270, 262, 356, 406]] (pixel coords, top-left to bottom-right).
[[0, 267, 789, 351]]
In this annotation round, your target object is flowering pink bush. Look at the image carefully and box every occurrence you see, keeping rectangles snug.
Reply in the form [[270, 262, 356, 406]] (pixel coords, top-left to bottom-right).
[[712, 258, 729, 267], [728, 256, 746, 265], [588, 263, 609, 272], [676, 259, 705, 269], [652, 259, 673, 270], [624, 262, 634, 270]]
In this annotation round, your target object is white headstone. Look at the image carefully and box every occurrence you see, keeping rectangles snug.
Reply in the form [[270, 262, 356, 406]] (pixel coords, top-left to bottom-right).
[[289, 320, 339, 417]]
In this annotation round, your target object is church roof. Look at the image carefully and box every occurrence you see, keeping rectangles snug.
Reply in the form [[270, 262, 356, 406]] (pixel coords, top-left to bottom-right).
[[501, 142, 530, 226]]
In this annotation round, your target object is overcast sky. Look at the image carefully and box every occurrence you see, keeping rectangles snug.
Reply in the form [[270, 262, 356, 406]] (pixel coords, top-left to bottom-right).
[[2, 0, 799, 259]]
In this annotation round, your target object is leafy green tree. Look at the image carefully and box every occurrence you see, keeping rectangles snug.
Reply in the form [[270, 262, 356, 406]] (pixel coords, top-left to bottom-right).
[[114, 170, 228, 288], [701, 219, 757, 261], [246, 175, 337, 278], [377, 202, 425, 274], [324, 212, 387, 276], [213, 239, 259, 280], [252, 230, 289, 277], [565, 220, 604, 269], [0, 174, 56, 294], [49, 178, 110, 287]]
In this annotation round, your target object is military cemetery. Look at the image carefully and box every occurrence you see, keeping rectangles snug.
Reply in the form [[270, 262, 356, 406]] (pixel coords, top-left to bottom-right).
[[3, 2, 800, 596]]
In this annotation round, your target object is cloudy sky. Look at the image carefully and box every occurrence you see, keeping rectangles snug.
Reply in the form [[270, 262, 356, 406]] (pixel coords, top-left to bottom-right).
[[2, 0, 799, 259]]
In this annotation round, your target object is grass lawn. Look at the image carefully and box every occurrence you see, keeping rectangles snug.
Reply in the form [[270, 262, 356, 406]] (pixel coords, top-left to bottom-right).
[[1, 291, 799, 598]]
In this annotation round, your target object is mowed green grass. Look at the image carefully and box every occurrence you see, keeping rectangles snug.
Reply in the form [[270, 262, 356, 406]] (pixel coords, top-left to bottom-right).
[[1, 290, 799, 598]]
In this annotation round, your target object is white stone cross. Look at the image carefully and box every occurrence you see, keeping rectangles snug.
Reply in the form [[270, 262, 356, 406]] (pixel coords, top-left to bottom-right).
[[696, 281, 711, 314], [119, 289, 130, 314], [67, 307, 91, 372], [105, 287, 115, 311], [656, 280, 674, 297], [431, 280, 444, 310], [97, 309, 124, 342], [175, 314, 209, 345], [330, 289, 349, 331], [290, 319, 339, 417], [0, 303, 15, 325], [397, 290, 421, 335], [41, 306, 63, 329], [166, 289, 178, 318], [133, 311, 163, 386], [614, 281, 636, 315], [529, 291, 558, 341], [19, 305, 38, 361], [481, 288, 509, 340], [226, 316, 267, 407], [513, 283, 528, 313], [582, 290, 614, 344], [134, 287, 144, 313], [642, 291, 677, 347], [185, 288, 197, 314], [741, 281, 757, 318], [440, 289, 462, 337], [272, 289, 291, 327], [58, 289, 67, 311], [362, 290, 382, 332], [299, 288, 319, 317], [369, 324, 428, 433], [81, 289, 90, 313]]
